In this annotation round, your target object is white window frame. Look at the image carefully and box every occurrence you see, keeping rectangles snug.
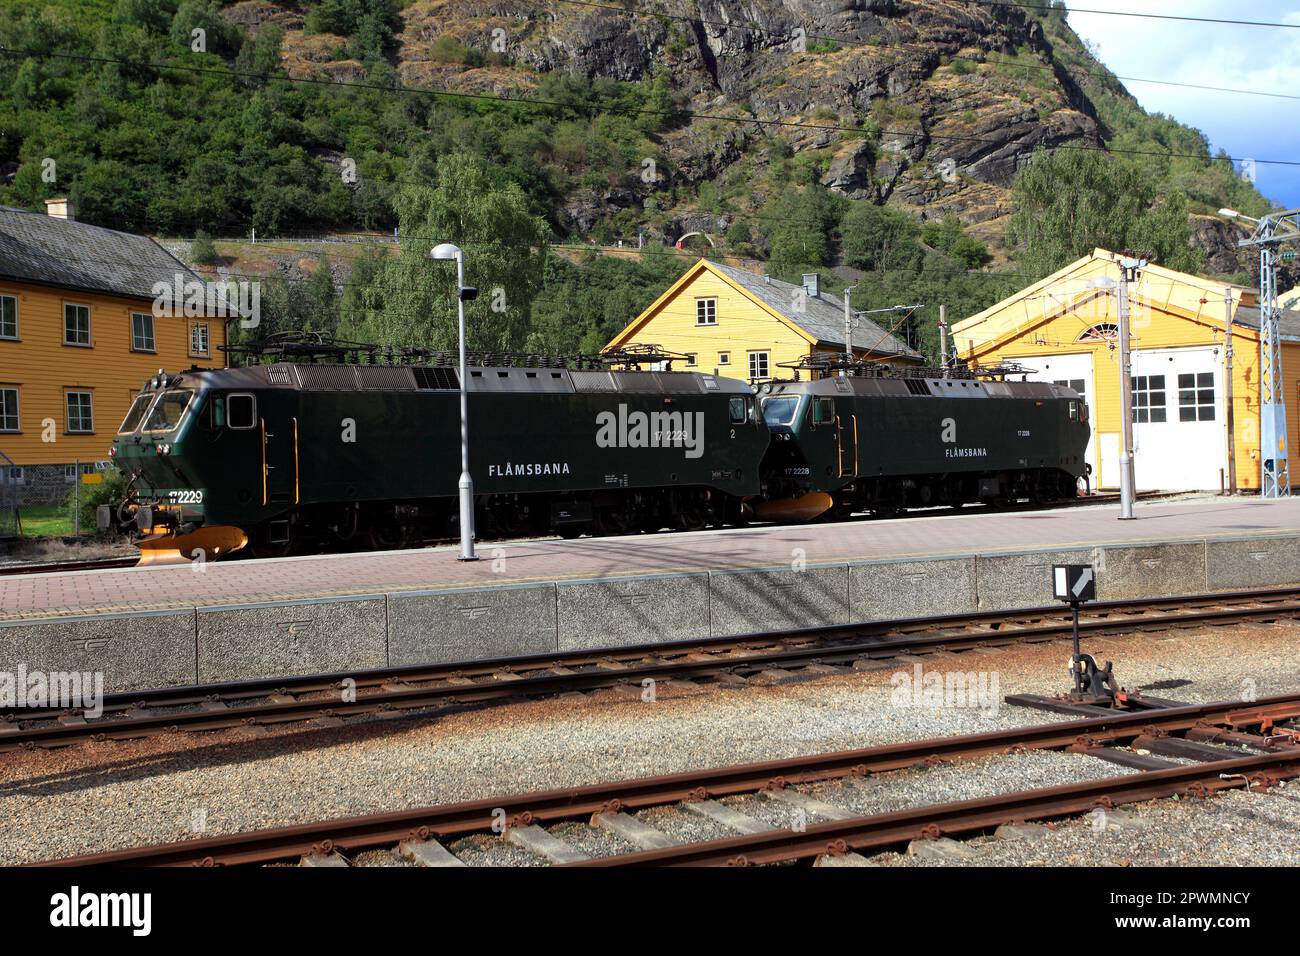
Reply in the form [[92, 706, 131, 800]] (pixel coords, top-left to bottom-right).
[[189, 322, 210, 357], [695, 297, 717, 326], [6, 466, 22, 485], [1132, 374, 1167, 425], [63, 464, 77, 483], [65, 390, 94, 434], [0, 294, 17, 340], [748, 350, 770, 380], [63, 302, 91, 347], [685, 352, 697, 367], [0, 386, 17, 432], [1177, 372, 1216, 423], [717, 351, 730, 366], [131, 311, 156, 352]]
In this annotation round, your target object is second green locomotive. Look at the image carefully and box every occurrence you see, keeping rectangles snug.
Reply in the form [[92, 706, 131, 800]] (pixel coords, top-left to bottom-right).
[[756, 368, 1089, 521]]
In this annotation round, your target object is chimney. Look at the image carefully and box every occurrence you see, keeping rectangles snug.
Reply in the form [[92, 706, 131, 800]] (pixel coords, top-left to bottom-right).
[[802, 273, 820, 298], [45, 197, 75, 221]]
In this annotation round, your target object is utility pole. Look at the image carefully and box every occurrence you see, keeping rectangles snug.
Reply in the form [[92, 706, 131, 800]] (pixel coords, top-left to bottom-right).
[[938, 304, 949, 377], [843, 285, 855, 366], [1116, 254, 1147, 521], [1221, 207, 1299, 497], [1224, 288, 1238, 495]]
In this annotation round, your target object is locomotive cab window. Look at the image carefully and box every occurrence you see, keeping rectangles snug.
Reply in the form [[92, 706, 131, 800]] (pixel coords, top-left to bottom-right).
[[728, 396, 749, 424], [143, 390, 195, 433], [813, 397, 835, 424], [761, 395, 800, 426], [227, 393, 257, 430], [117, 393, 155, 434]]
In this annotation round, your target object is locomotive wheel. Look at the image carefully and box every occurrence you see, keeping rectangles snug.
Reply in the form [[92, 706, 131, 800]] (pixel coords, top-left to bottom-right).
[[368, 523, 412, 551], [675, 508, 708, 532]]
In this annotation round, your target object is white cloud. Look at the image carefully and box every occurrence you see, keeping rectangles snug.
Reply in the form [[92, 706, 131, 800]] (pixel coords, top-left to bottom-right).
[[1065, 0, 1300, 206]]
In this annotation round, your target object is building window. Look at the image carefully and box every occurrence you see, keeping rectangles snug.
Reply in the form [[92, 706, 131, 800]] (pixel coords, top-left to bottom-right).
[[748, 351, 770, 380], [1078, 323, 1118, 341], [65, 391, 94, 434], [1132, 375, 1166, 424], [190, 322, 210, 357], [64, 303, 91, 346], [0, 294, 16, 339], [684, 352, 696, 367], [0, 387, 17, 432], [6, 466, 22, 484], [717, 351, 730, 366], [131, 312, 156, 352], [695, 298, 717, 326], [1178, 372, 1215, 422]]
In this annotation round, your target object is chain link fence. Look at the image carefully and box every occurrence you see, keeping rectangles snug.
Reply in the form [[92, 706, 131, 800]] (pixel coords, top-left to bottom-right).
[[0, 451, 18, 541]]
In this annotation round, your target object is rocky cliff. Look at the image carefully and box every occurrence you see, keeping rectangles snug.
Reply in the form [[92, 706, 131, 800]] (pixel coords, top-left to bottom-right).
[[221, 0, 1261, 275]]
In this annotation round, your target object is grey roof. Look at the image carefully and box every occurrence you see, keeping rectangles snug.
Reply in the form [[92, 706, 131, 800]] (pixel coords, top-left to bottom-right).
[[1232, 304, 1300, 342], [0, 206, 198, 301], [710, 260, 923, 361]]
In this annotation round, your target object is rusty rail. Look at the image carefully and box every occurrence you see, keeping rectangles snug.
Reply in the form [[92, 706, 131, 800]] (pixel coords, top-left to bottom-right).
[[6, 585, 1300, 753], [38, 692, 1300, 867]]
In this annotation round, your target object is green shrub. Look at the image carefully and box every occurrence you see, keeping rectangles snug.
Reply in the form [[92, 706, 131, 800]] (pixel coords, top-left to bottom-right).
[[65, 466, 131, 536], [191, 229, 218, 264]]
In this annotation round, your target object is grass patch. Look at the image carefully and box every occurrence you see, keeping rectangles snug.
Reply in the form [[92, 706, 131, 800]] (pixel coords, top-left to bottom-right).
[[19, 505, 73, 538]]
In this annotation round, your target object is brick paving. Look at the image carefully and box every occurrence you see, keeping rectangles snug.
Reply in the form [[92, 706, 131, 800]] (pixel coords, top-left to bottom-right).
[[4, 496, 1299, 620]]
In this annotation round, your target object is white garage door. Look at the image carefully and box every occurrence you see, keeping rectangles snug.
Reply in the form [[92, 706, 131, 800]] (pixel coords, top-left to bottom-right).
[[1130, 347, 1225, 491], [1014, 353, 1097, 487]]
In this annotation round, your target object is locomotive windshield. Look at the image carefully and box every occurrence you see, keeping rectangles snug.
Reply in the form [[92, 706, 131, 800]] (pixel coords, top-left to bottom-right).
[[761, 395, 801, 426], [142, 390, 195, 433], [117, 393, 156, 434]]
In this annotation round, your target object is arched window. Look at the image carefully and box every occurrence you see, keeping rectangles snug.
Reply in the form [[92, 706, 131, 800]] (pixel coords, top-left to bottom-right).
[[1078, 323, 1119, 342]]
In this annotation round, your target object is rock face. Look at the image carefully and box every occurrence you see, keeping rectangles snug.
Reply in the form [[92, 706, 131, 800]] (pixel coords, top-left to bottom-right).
[[251, 0, 1245, 265]]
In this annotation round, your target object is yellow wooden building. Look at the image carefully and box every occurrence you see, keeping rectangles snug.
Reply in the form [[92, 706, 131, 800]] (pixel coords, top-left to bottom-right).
[[605, 258, 922, 379], [953, 248, 1298, 493], [0, 201, 228, 504]]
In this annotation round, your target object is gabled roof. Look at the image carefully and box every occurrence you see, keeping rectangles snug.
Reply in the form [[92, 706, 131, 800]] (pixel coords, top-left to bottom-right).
[[953, 249, 1253, 357], [0, 205, 198, 301], [607, 258, 923, 362]]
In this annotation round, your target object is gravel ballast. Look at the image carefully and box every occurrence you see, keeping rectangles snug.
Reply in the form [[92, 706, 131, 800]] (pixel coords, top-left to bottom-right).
[[0, 619, 1296, 865]]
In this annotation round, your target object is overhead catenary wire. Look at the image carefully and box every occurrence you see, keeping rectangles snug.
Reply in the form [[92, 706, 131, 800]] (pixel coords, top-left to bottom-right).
[[972, 1, 1300, 30]]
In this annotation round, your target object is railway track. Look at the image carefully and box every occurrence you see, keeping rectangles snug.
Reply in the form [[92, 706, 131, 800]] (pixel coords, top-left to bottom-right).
[[40, 692, 1300, 867], [0, 555, 138, 576], [5, 585, 1300, 753]]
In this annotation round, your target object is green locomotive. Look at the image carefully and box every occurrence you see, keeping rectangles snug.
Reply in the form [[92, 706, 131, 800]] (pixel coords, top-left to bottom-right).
[[109, 340, 1089, 561], [755, 366, 1090, 522], [111, 353, 768, 559]]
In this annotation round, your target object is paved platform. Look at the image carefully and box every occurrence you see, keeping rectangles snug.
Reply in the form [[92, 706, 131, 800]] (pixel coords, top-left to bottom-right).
[[5, 496, 1300, 692]]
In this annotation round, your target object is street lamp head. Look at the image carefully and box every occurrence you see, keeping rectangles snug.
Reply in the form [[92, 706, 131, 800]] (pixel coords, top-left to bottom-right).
[[1219, 208, 1240, 219], [430, 242, 462, 261]]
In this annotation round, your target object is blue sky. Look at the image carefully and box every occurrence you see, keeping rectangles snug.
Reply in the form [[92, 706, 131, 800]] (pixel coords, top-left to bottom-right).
[[1066, 0, 1300, 208]]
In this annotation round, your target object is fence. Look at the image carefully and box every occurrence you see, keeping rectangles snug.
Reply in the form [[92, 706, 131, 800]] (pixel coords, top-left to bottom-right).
[[0, 451, 18, 540]]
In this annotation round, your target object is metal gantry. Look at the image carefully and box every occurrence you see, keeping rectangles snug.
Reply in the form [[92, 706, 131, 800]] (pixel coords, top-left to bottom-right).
[[1230, 208, 1300, 497]]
